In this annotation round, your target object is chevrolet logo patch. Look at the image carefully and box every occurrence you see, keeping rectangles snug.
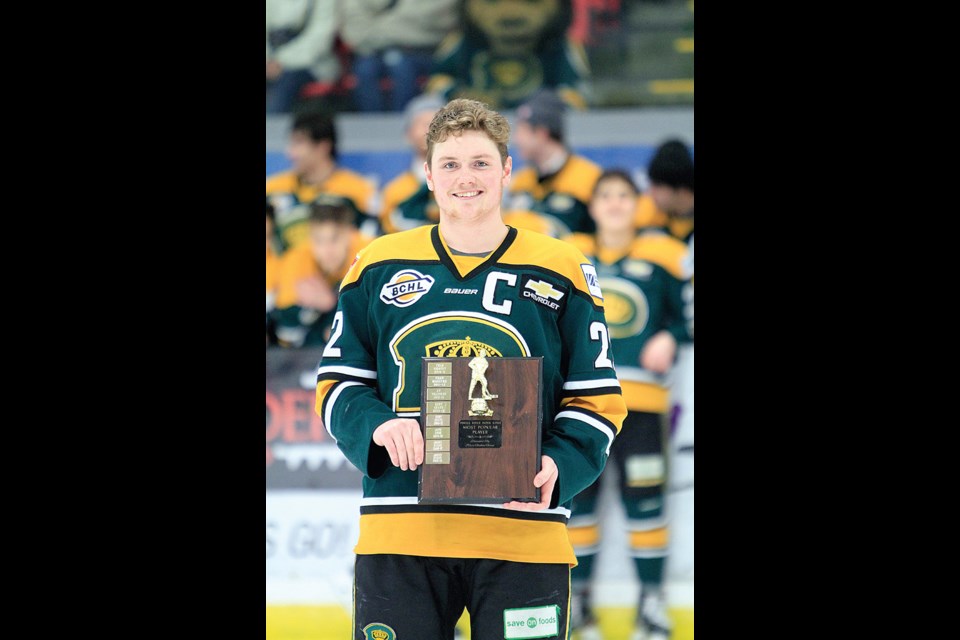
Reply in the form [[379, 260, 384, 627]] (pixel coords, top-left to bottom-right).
[[524, 279, 564, 300]]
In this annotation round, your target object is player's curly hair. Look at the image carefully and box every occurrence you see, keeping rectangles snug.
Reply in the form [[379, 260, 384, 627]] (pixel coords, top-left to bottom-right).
[[425, 98, 510, 168]]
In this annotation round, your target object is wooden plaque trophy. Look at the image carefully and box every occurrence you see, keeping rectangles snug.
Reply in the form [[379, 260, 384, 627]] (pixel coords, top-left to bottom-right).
[[418, 353, 543, 504]]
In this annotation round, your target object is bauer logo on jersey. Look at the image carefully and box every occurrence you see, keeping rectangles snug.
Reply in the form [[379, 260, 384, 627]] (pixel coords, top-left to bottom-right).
[[520, 274, 567, 313], [380, 269, 435, 307], [580, 264, 603, 299]]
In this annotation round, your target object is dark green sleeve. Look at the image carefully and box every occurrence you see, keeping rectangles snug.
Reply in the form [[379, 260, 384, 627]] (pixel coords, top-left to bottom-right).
[[315, 281, 399, 479], [543, 286, 626, 506], [664, 271, 694, 345]]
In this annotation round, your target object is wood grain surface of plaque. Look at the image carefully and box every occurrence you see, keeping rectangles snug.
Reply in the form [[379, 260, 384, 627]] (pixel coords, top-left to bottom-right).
[[418, 356, 543, 504]]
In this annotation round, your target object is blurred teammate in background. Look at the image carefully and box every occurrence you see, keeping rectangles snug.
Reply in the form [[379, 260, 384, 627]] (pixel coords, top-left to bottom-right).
[[505, 89, 601, 236], [646, 139, 694, 605], [564, 169, 693, 640], [267, 200, 281, 346], [272, 202, 372, 348], [640, 139, 694, 247], [266, 109, 380, 249], [377, 93, 445, 234]]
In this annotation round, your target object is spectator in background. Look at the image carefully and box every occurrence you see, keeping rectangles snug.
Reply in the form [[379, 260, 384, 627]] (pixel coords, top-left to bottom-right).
[[378, 93, 446, 234], [564, 169, 693, 640], [426, 0, 590, 109], [505, 88, 601, 236], [272, 202, 372, 348], [266, 0, 341, 114], [266, 200, 281, 346], [338, 0, 460, 112], [266, 109, 380, 250], [643, 138, 694, 245]]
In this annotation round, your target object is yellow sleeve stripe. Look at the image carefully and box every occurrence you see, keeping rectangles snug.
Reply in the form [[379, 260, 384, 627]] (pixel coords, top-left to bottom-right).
[[315, 378, 339, 424]]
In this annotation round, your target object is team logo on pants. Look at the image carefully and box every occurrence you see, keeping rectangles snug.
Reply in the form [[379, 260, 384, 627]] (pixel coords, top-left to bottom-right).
[[362, 622, 397, 640]]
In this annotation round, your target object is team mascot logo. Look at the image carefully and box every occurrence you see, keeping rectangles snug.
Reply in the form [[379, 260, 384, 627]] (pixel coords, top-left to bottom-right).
[[380, 269, 435, 307], [362, 622, 397, 640]]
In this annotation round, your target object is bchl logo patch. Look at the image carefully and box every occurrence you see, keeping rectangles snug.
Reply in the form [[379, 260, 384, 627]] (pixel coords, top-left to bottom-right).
[[380, 269, 435, 307], [580, 264, 603, 299], [362, 622, 397, 640], [504, 605, 560, 638]]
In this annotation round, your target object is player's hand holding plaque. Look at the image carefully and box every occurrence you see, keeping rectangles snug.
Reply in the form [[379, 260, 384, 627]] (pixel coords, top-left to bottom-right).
[[418, 352, 543, 503]]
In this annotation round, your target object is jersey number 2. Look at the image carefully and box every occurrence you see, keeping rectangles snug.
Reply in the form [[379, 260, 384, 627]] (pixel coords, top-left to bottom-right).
[[322, 311, 344, 358], [589, 321, 613, 368]]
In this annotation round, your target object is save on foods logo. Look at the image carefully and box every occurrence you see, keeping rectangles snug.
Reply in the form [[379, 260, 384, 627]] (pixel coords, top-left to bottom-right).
[[503, 605, 560, 638], [380, 269, 435, 307]]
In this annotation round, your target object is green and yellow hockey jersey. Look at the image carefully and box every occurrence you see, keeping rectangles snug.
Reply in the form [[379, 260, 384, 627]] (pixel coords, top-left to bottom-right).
[[566, 230, 694, 413], [507, 154, 602, 236], [378, 173, 439, 235], [272, 231, 372, 348], [265, 169, 378, 251], [315, 225, 627, 564], [633, 193, 695, 245]]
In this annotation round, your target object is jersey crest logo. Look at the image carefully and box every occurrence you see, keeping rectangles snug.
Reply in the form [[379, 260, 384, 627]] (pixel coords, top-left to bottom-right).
[[581, 264, 603, 299], [426, 336, 503, 358], [362, 623, 397, 640], [380, 269, 435, 307], [598, 277, 649, 339]]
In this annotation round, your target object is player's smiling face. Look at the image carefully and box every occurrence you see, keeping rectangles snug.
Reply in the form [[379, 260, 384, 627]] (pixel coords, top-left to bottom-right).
[[425, 130, 512, 222]]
